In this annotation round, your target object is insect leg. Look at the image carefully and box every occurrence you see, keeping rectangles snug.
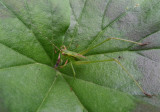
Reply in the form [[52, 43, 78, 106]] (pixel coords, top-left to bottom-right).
[[70, 62, 76, 78], [74, 59, 152, 98], [54, 53, 61, 68], [60, 59, 68, 68], [80, 37, 149, 55]]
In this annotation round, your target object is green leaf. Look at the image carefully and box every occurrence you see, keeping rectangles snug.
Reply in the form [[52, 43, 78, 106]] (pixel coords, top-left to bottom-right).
[[63, 0, 160, 108], [0, 0, 160, 112]]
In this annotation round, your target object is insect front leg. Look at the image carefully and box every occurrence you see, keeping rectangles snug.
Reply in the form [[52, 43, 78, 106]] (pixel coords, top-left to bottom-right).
[[60, 59, 68, 68], [54, 53, 61, 68]]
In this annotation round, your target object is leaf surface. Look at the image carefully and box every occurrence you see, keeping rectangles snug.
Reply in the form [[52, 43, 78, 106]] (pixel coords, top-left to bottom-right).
[[0, 0, 160, 112]]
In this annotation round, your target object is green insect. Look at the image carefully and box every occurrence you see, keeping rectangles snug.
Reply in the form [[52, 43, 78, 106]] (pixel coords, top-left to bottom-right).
[[46, 37, 151, 97]]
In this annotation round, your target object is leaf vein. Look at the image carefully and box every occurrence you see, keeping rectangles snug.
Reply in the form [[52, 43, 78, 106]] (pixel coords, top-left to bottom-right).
[[101, 0, 112, 29], [0, 1, 52, 61], [0, 42, 36, 62], [86, 10, 128, 49], [136, 52, 159, 63], [35, 76, 57, 112], [67, 0, 88, 48], [63, 75, 88, 112], [0, 63, 37, 71], [128, 29, 160, 49]]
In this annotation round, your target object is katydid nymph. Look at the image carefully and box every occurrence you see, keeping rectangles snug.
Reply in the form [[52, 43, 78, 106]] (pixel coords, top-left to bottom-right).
[[46, 37, 152, 98]]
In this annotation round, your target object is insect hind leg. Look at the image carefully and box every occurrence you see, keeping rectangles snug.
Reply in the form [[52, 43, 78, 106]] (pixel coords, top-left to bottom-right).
[[74, 58, 152, 97], [80, 37, 149, 55]]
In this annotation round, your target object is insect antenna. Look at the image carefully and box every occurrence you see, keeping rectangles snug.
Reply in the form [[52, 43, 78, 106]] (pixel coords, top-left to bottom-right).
[[44, 37, 63, 68], [44, 36, 61, 51]]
